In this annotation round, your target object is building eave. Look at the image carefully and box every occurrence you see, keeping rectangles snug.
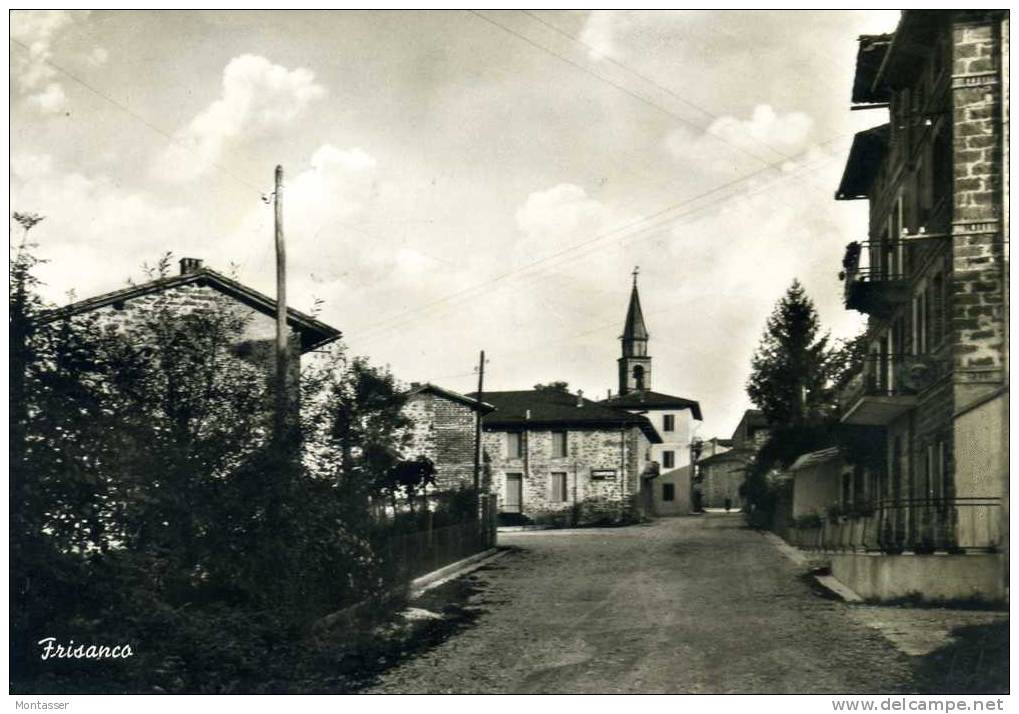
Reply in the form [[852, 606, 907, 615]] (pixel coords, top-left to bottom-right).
[[406, 383, 496, 414], [37, 268, 342, 353], [835, 124, 890, 201]]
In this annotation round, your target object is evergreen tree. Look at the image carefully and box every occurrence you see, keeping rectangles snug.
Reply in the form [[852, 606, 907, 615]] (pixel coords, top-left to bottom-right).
[[746, 280, 834, 427]]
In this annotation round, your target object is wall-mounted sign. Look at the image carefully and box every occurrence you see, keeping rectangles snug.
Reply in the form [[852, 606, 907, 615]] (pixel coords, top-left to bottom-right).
[[590, 469, 617, 480]]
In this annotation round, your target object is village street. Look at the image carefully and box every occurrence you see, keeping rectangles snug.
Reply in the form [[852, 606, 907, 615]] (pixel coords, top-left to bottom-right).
[[367, 514, 917, 694]]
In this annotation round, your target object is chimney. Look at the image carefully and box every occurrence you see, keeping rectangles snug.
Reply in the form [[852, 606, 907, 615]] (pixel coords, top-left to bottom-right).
[[576, 389, 584, 407], [180, 257, 204, 275], [409, 381, 421, 389], [607, 389, 612, 400]]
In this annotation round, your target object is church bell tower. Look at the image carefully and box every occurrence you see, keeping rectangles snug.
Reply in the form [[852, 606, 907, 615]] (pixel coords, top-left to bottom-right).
[[618, 268, 651, 396]]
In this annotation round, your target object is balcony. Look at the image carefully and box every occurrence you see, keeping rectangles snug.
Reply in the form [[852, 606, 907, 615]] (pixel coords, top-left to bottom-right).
[[838, 354, 944, 425], [785, 497, 1002, 555], [841, 242, 909, 316]]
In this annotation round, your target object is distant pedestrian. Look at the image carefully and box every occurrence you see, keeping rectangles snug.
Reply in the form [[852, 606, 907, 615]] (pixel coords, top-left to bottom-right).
[[724, 497, 732, 513]]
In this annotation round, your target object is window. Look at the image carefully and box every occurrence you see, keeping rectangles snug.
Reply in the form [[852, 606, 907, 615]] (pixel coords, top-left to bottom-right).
[[551, 472, 568, 502], [662, 451, 675, 469], [932, 127, 953, 220], [912, 288, 928, 355], [551, 430, 568, 458], [931, 272, 944, 347], [663, 414, 675, 432], [662, 483, 675, 502], [632, 365, 645, 390], [506, 432, 523, 458]]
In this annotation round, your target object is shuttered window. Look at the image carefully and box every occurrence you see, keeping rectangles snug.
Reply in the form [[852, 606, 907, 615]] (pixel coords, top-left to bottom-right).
[[551, 472, 568, 502], [662, 484, 675, 502], [551, 431, 567, 457], [507, 432, 523, 458], [663, 414, 675, 432], [662, 451, 675, 469]]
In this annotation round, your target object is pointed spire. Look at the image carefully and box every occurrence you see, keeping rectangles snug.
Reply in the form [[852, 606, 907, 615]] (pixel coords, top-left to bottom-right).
[[622, 269, 648, 343]]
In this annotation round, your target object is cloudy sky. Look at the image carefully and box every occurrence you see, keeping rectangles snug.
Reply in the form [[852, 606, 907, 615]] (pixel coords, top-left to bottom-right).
[[10, 10, 901, 438]]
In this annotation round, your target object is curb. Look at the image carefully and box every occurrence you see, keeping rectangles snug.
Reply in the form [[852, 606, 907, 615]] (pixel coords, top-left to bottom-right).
[[760, 531, 863, 603], [410, 547, 509, 598]]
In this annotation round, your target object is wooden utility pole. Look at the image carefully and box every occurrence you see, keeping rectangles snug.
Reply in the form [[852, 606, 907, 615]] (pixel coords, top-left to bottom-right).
[[274, 164, 289, 442], [473, 350, 486, 501]]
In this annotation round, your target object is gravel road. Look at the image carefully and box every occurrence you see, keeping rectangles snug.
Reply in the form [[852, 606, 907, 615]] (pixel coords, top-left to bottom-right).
[[366, 514, 915, 694]]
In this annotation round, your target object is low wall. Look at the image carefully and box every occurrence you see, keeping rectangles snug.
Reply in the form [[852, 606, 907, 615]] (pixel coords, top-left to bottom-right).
[[829, 552, 1006, 603]]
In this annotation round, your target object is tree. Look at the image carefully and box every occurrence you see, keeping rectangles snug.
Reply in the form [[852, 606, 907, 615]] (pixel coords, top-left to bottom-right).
[[302, 352, 440, 517], [533, 381, 570, 393], [8, 247, 412, 692], [742, 281, 857, 528], [746, 280, 834, 427]]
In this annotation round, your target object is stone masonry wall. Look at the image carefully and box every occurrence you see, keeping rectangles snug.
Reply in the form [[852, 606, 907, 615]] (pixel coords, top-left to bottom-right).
[[402, 392, 478, 492], [484, 425, 650, 523], [69, 282, 302, 396], [950, 15, 1007, 389], [701, 459, 745, 509]]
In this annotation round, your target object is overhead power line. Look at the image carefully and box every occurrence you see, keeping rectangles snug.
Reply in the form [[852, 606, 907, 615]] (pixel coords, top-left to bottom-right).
[[469, 10, 782, 170], [519, 10, 792, 161], [9, 38, 265, 196], [352, 138, 848, 347]]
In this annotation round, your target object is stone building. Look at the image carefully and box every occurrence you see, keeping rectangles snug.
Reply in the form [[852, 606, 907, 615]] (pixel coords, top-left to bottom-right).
[[478, 388, 662, 525], [697, 410, 769, 511], [601, 274, 703, 516], [401, 383, 494, 492], [39, 257, 341, 391], [824, 10, 1008, 601]]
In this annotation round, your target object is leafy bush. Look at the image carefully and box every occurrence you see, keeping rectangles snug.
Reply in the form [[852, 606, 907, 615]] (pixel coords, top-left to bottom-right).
[[9, 245, 450, 693]]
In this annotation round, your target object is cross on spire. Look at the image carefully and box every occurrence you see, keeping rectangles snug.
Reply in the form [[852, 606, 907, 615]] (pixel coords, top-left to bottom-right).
[[632, 265, 639, 286]]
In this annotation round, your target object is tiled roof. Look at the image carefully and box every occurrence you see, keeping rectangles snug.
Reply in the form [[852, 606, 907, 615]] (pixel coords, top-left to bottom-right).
[[38, 267, 341, 353], [698, 448, 752, 468], [472, 389, 662, 443], [406, 383, 495, 414], [789, 447, 843, 472], [600, 390, 703, 420], [835, 124, 889, 201]]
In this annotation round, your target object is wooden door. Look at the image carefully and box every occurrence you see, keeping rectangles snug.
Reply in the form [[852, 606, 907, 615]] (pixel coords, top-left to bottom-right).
[[504, 474, 523, 513]]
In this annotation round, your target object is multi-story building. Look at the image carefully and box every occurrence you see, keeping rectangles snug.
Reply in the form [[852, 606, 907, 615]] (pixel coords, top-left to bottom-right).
[[479, 387, 662, 525], [829, 10, 1008, 601], [601, 275, 703, 516], [40, 256, 341, 392], [401, 383, 494, 492], [697, 411, 769, 511]]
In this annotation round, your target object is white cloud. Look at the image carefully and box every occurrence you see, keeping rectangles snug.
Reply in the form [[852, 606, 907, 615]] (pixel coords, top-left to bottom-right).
[[10, 10, 90, 115], [515, 183, 609, 244], [87, 47, 109, 66], [665, 104, 816, 177], [578, 11, 620, 61], [10, 154, 197, 302], [27, 83, 67, 114], [155, 55, 326, 182]]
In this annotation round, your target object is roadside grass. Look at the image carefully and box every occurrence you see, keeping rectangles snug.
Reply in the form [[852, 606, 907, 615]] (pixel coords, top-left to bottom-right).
[[300, 572, 488, 693], [911, 620, 1009, 694]]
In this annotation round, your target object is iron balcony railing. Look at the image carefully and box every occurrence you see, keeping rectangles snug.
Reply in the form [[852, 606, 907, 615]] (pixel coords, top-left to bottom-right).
[[840, 233, 948, 316], [838, 354, 943, 410], [786, 497, 1001, 554]]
